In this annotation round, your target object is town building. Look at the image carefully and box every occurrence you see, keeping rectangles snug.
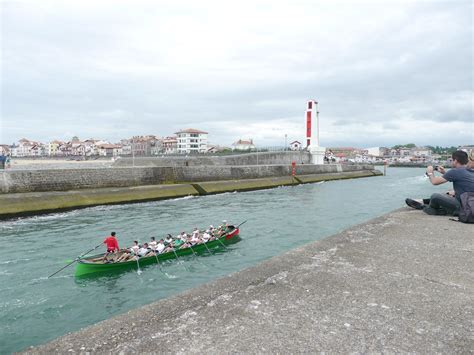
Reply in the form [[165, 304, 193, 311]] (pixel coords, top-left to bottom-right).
[[232, 139, 256, 151], [175, 129, 208, 154], [162, 136, 178, 154], [366, 147, 390, 157], [289, 141, 302, 151]]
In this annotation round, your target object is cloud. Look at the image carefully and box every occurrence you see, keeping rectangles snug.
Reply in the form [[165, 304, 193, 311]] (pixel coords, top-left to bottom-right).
[[1, 0, 472, 147]]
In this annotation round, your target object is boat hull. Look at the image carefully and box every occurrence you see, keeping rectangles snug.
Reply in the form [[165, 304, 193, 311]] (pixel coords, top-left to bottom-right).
[[75, 227, 240, 277]]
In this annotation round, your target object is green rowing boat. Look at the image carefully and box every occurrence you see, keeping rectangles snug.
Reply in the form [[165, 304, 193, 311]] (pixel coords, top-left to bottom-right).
[[75, 226, 241, 277]]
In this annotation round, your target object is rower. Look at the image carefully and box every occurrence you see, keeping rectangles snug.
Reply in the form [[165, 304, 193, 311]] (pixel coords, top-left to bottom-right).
[[115, 241, 139, 262], [165, 234, 174, 245], [149, 237, 157, 250], [137, 243, 151, 257], [156, 239, 166, 254]]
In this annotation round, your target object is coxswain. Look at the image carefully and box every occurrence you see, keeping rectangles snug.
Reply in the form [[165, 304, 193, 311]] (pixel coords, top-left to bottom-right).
[[103, 232, 119, 261]]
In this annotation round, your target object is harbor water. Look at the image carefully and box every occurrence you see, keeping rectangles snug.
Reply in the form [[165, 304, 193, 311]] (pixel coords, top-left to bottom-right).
[[0, 167, 448, 353]]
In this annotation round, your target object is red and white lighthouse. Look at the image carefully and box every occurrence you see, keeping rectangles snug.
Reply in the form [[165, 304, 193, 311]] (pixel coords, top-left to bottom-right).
[[305, 100, 319, 148], [305, 100, 325, 164]]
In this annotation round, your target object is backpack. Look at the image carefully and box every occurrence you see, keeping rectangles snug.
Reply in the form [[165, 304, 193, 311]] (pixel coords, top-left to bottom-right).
[[458, 191, 474, 223]]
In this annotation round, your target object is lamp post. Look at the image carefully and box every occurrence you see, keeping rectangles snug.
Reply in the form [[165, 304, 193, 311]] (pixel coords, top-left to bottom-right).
[[132, 136, 135, 168], [284, 134, 287, 151]]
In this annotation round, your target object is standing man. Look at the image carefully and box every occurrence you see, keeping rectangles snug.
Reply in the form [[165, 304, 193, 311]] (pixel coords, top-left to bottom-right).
[[103, 232, 120, 261], [423, 150, 474, 215]]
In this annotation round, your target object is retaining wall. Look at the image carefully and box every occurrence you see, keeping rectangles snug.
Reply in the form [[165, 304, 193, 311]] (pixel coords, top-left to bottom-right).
[[112, 151, 312, 167], [0, 164, 374, 194], [0, 170, 381, 219]]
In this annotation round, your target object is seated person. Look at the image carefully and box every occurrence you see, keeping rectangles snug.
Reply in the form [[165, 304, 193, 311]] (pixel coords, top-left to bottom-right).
[[202, 230, 212, 243], [149, 237, 157, 250], [190, 232, 201, 245], [116, 241, 140, 262], [165, 234, 174, 245], [406, 151, 474, 215], [156, 239, 166, 254], [137, 243, 152, 257], [163, 243, 175, 253]]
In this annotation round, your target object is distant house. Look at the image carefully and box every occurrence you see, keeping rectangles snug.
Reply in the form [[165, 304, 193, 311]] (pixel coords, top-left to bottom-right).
[[97, 144, 121, 157], [289, 141, 302, 151], [175, 129, 208, 154], [0, 144, 11, 156], [162, 136, 178, 154], [232, 139, 256, 151]]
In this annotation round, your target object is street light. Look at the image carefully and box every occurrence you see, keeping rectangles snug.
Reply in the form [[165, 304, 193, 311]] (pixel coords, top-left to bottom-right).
[[284, 134, 287, 151]]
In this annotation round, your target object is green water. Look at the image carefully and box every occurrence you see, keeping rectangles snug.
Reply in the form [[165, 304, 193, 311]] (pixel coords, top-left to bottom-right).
[[0, 168, 448, 353]]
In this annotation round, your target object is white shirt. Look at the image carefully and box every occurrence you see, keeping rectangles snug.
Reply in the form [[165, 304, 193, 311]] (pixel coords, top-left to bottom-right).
[[149, 241, 157, 249], [156, 242, 165, 253], [130, 245, 139, 255], [138, 247, 149, 257], [202, 232, 211, 242]]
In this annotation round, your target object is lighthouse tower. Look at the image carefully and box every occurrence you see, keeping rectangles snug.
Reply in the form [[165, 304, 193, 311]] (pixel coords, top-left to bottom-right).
[[305, 100, 326, 164]]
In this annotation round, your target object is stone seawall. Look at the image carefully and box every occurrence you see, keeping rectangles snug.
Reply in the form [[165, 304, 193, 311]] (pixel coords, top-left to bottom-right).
[[0, 164, 373, 194], [0, 170, 381, 219], [112, 151, 312, 167]]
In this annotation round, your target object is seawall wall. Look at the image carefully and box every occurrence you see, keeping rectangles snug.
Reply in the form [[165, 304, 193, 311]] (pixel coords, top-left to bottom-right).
[[0, 164, 374, 194], [112, 151, 312, 167]]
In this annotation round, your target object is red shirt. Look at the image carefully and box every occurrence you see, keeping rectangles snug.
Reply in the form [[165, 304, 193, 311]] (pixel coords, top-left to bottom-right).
[[104, 236, 119, 251]]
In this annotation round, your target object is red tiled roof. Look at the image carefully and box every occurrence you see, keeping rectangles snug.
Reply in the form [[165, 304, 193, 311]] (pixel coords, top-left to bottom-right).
[[175, 128, 208, 134]]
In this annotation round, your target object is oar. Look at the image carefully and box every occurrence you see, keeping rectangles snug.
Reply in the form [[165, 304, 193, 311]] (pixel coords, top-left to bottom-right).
[[202, 241, 212, 254], [135, 256, 142, 275], [48, 243, 102, 278], [171, 247, 188, 271]]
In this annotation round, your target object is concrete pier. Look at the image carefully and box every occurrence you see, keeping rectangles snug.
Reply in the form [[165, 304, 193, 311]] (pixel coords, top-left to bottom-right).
[[0, 170, 380, 219], [24, 209, 473, 353]]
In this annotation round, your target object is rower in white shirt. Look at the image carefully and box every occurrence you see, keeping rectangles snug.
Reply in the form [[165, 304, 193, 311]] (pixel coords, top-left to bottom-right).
[[156, 239, 166, 254], [149, 237, 157, 250], [137, 243, 151, 257]]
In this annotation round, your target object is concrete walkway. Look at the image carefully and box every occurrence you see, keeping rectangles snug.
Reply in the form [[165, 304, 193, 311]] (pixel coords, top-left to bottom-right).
[[25, 209, 473, 353]]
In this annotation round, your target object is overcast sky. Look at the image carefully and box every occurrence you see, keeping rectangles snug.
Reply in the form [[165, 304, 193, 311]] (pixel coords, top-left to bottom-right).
[[1, 0, 473, 148]]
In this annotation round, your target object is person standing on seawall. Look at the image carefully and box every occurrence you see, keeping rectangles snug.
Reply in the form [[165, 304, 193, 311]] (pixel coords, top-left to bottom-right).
[[423, 150, 474, 216]]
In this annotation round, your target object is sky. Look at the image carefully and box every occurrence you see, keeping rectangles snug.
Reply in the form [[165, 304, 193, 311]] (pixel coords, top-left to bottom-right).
[[1, 0, 473, 148]]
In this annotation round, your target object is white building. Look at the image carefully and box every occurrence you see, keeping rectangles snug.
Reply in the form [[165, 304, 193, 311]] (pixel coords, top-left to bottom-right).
[[175, 129, 208, 154], [411, 147, 432, 157], [232, 139, 256, 151], [289, 141, 302, 151], [366, 147, 389, 157]]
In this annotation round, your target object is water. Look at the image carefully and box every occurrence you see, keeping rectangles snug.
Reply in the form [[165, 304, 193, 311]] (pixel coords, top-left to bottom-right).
[[0, 168, 447, 353]]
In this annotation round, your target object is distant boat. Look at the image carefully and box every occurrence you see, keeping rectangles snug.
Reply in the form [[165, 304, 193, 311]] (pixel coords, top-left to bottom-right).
[[75, 226, 241, 277]]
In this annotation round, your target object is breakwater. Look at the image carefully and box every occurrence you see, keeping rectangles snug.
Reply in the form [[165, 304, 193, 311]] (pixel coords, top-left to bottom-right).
[[0, 164, 373, 193], [0, 169, 380, 219], [112, 151, 312, 167]]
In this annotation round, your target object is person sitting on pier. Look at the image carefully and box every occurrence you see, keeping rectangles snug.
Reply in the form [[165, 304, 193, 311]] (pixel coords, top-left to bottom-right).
[[405, 150, 474, 216], [103, 232, 120, 261]]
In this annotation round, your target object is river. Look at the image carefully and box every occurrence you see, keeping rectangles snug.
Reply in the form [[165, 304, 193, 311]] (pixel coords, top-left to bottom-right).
[[0, 167, 448, 353]]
